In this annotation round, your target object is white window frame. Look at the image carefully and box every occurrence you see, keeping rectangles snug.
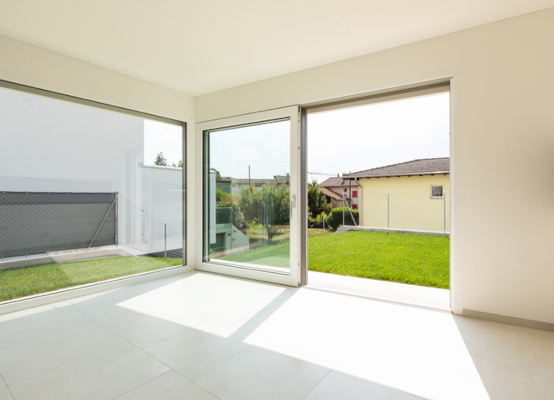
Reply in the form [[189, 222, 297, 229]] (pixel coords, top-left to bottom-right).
[[431, 185, 444, 199], [195, 106, 301, 287]]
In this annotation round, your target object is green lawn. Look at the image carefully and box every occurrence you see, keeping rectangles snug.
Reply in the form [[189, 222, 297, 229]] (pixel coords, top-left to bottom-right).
[[219, 243, 291, 268], [0, 256, 182, 302], [222, 230, 450, 289]]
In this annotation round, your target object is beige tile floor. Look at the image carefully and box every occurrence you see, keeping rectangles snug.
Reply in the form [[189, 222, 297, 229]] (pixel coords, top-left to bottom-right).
[[0, 271, 553, 400]]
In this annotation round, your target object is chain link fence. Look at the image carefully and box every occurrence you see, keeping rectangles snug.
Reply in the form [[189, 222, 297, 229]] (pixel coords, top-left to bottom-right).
[[0, 191, 183, 262], [362, 192, 450, 233], [0, 192, 117, 259]]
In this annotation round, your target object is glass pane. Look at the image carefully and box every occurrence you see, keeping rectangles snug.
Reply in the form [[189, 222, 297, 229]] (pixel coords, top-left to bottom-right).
[[0, 86, 185, 302], [204, 119, 291, 272]]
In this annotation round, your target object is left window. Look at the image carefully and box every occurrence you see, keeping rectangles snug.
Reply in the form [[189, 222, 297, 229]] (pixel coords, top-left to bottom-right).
[[0, 81, 186, 303]]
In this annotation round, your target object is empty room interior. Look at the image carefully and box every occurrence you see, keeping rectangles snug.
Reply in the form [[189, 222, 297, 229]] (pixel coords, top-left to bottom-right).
[[1, 2, 554, 399]]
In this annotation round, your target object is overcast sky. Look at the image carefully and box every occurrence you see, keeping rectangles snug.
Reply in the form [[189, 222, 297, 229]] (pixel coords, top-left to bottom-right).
[[144, 120, 183, 166], [209, 120, 290, 179], [308, 92, 450, 183], [143, 92, 449, 181]]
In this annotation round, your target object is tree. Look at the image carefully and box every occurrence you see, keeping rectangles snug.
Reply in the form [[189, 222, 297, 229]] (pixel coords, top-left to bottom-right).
[[172, 159, 183, 168], [307, 180, 330, 219], [154, 152, 168, 166], [239, 183, 290, 242], [216, 191, 246, 229]]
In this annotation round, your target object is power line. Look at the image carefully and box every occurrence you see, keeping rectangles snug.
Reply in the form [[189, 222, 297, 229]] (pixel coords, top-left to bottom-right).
[[307, 171, 338, 176]]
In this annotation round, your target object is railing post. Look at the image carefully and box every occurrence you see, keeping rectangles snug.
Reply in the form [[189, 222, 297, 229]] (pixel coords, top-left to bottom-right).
[[115, 192, 118, 247], [164, 223, 167, 258], [444, 192, 446, 233], [342, 197, 344, 225]]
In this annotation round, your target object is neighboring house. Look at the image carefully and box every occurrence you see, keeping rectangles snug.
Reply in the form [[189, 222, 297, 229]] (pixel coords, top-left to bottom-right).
[[319, 177, 360, 210], [343, 158, 449, 233]]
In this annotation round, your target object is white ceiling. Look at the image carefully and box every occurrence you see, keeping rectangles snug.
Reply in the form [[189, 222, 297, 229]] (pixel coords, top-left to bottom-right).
[[0, 0, 553, 96]]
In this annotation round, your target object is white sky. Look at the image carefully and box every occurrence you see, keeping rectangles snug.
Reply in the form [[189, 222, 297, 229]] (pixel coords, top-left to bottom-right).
[[209, 120, 290, 179], [143, 92, 449, 178], [307, 92, 450, 182], [143, 120, 183, 166]]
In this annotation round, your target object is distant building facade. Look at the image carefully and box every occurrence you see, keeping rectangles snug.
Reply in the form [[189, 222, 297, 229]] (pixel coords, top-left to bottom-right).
[[319, 177, 360, 210], [343, 158, 450, 233]]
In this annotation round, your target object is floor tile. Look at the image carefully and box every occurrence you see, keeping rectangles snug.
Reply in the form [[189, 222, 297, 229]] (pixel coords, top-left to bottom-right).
[[2, 272, 552, 400], [193, 290, 277, 327], [0, 319, 125, 385], [82, 293, 209, 348], [491, 364, 554, 400], [454, 317, 533, 370], [9, 342, 169, 400], [194, 346, 330, 400], [69, 285, 147, 310], [144, 321, 251, 380], [0, 376, 13, 400], [0, 305, 90, 349], [303, 370, 423, 400], [115, 370, 217, 400]]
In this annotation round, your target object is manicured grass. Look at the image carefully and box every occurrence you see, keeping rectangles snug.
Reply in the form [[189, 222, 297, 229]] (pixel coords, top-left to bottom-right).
[[309, 231, 449, 289], [0, 256, 182, 302], [219, 243, 290, 268], [222, 230, 449, 289]]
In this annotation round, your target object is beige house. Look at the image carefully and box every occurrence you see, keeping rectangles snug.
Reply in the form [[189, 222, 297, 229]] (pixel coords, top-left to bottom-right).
[[319, 177, 360, 210], [343, 158, 449, 233]]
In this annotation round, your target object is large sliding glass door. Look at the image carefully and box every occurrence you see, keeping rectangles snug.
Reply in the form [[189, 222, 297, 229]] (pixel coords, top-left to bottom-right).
[[197, 107, 301, 286]]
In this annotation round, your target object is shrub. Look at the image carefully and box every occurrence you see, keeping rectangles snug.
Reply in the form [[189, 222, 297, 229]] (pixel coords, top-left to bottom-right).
[[326, 207, 359, 230], [309, 212, 327, 228]]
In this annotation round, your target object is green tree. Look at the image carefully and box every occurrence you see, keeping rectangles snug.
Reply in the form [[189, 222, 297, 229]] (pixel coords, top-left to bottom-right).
[[216, 191, 246, 229], [172, 159, 183, 168], [239, 183, 290, 242], [154, 152, 168, 166], [307, 180, 330, 219]]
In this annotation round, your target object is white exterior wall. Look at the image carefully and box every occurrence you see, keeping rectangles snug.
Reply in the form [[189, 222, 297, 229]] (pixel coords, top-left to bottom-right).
[[195, 8, 554, 323], [0, 89, 183, 254]]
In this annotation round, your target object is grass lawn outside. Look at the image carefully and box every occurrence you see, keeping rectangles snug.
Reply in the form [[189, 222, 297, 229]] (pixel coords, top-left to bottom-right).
[[309, 231, 449, 289], [0, 256, 182, 302], [222, 230, 449, 289]]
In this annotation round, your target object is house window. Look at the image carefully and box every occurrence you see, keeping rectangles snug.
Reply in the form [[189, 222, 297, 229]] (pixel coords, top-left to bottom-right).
[[352, 204, 358, 210], [431, 185, 443, 198], [352, 190, 358, 198]]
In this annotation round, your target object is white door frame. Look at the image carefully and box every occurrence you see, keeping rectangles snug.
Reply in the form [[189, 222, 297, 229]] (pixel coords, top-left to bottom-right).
[[195, 106, 301, 287]]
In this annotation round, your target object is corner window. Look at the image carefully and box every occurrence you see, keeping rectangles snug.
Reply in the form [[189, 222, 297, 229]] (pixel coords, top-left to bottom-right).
[[431, 185, 443, 199], [0, 82, 186, 303]]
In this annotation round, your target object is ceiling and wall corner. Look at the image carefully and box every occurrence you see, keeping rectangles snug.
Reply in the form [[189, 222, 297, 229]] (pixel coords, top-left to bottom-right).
[[0, 35, 194, 122], [0, 0, 554, 96]]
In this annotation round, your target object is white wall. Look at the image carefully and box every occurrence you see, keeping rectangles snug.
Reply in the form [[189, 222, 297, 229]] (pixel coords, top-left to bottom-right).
[[0, 88, 183, 254], [195, 8, 554, 323]]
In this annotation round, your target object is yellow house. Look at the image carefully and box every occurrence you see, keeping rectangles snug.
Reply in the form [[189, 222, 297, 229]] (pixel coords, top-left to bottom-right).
[[344, 158, 450, 233]]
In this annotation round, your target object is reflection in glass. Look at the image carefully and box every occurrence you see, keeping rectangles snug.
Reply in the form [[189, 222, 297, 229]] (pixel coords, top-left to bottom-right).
[[203, 120, 291, 271], [0, 86, 184, 302]]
